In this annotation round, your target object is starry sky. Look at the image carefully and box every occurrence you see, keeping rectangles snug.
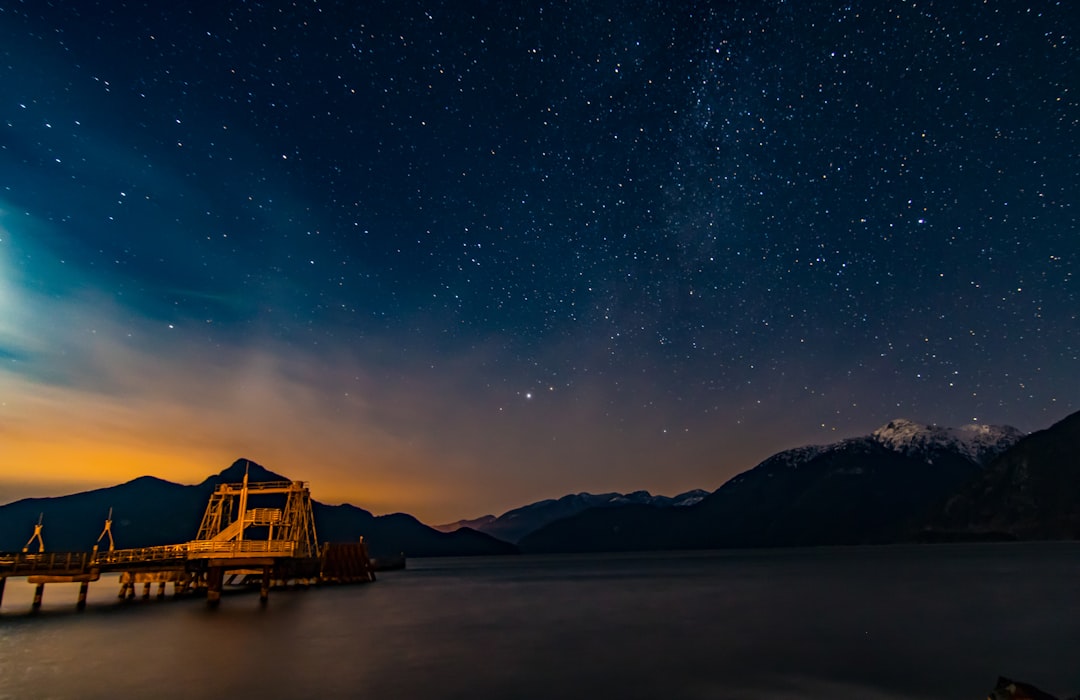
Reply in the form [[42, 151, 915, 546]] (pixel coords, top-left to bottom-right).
[[0, 1, 1076, 523]]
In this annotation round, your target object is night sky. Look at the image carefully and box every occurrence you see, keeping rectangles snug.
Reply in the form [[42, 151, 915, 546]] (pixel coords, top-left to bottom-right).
[[1, 1, 1076, 523]]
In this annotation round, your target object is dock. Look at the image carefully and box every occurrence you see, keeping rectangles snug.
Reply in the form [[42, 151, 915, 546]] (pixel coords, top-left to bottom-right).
[[0, 470, 376, 612]]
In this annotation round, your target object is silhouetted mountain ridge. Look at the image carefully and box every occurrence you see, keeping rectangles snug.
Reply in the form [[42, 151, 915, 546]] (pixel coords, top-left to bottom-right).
[[199, 458, 289, 486], [0, 459, 515, 558], [5, 412, 1075, 558], [519, 418, 1035, 553], [926, 411, 1080, 539], [434, 489, 709, 543]]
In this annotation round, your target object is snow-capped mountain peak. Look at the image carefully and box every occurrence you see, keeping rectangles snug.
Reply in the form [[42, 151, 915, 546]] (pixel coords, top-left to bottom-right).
[[871, 418, 1024, 465]]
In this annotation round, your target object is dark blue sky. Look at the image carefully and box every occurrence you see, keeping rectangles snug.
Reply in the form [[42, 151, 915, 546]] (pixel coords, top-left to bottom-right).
[[1, 1, 1075, 521]]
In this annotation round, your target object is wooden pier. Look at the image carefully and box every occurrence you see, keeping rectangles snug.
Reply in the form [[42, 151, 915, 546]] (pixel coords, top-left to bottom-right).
[[0, 471, 376, 612]]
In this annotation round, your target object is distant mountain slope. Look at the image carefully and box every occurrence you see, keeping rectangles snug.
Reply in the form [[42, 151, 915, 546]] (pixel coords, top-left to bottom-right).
[[434, 489, 710, 544], [0, 475, 207, 551], [519, 419, 1024, 553], [927, 410, 1080, 539], [433, 514, 498, 535], [312, 503, 516, 557], [0, 459, 516, 558]]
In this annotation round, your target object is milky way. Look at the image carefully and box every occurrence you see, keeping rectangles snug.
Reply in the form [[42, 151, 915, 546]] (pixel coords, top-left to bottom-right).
[[0, 1, 1075, 521]]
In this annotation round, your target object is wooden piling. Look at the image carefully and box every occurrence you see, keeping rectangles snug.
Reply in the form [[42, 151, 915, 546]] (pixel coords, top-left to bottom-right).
[[206, 567, 224, 607], [77, 581, 89, 610], [31, 583, 45, 611], [260, 567, 271, 605], [0, 576, 6, 610]]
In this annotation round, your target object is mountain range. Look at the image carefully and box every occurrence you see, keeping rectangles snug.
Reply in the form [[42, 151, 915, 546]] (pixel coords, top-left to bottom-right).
[[0, 460, 515, 559], [433, 489, 709, 544], [512, 414, 1080, 552], [439, 418, 1032, 549], [3, 410, 1077, 557]]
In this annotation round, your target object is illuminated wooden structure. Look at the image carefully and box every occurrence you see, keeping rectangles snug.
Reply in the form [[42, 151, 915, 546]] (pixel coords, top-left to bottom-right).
[[22, 513, 45, 553], [0, 470, 376, 613], [188, 470, 323, 606]]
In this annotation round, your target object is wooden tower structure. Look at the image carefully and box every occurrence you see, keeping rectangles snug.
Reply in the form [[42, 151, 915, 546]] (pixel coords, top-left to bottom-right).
[[187, 467, 321, 605], [192, 469, 319, 559]]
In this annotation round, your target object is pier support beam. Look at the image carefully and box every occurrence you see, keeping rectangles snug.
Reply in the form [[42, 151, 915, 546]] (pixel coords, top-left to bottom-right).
[[157, 582, 166, 600], [0, 577, 6, 610], [206, 567, 224, 608], [27, 573, 99, 611], [260, 567, 271, 606]]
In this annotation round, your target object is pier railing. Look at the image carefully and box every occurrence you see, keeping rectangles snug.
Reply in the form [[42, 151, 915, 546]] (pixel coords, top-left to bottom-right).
[[2, 541, 302, 576], [94, 541, 297, 564], [94, 545, 190, 566], [212, 480, 303, 493], [186, 540, 296, 557], [0, 552, 91, 576]]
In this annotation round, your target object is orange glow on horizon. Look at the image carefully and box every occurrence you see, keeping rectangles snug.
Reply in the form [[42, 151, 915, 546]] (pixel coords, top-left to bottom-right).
[[0, 295, 779, 525], [0, 357, 467, 522]]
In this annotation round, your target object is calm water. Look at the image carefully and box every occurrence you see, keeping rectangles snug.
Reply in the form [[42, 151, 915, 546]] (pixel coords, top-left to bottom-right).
[[1, 543, 1078, 699]]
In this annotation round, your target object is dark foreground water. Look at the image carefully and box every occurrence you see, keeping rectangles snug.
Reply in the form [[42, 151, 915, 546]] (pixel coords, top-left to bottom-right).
[[1, 543, 1078, 699]]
